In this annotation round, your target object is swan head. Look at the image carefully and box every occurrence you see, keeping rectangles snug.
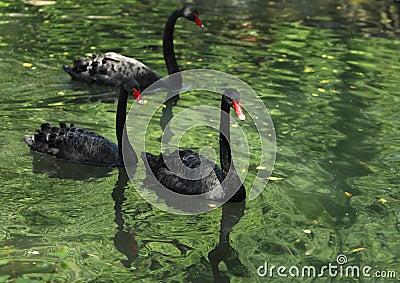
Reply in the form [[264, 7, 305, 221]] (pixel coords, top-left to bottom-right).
[[123, 78, 144, 105], [181, 7, 204, 28], [223, 89, 246, 121]]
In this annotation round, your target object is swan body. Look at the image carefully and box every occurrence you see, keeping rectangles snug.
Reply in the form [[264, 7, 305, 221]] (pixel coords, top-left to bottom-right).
[[24, 122, 121, 166], [24, 79, 142, 167], [142, 150, 226, 200], [63, 52, 162, 90], [142, 89, 246, 202], [63, 7, 203, 89]]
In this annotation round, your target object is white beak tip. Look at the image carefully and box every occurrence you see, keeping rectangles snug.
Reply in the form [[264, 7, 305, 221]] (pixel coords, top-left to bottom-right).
[[238, 114, 246, 121]]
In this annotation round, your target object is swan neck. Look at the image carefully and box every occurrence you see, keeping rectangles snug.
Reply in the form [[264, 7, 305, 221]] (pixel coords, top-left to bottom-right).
[[163, 9, 181, 75], [116, 88, 138, 164], [219, 95, 246, 202], [219, 96, 231, 178]]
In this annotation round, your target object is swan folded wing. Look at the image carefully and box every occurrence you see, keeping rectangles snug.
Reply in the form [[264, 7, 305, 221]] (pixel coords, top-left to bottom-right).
[[143, 150, 226, 201], [87, 53, 162, 89], [57, 132, 119, 166], [24, 123, 120, 166], [64, 52, 162, 90], [102, 52, 148, 67]]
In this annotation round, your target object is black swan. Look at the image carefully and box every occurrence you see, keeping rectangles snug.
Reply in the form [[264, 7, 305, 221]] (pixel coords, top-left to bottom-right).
[[63, 7, 204, 90], [142, 89, 247, 202], [24, 79, 142, 167]]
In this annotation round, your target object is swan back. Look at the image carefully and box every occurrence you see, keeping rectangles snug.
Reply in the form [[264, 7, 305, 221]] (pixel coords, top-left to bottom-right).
[[142, 150, 227, 200]]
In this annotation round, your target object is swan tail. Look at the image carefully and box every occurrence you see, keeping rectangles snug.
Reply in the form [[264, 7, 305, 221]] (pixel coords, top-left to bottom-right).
[[24, 122, 63, 155], [62, 55, 96, 83]]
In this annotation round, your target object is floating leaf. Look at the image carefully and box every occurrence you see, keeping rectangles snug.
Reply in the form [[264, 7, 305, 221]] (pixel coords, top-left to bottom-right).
[[352, 247, 365, 253], [85, 15, 113, 19], [48, 101, 65, 106], [242, 22, 254, 28], [256, 165, 267, 170], [24, 0, 56, 5], [208, 203, 216, 208], [268, 176, 283, 181], [242, 36, 257, 42]]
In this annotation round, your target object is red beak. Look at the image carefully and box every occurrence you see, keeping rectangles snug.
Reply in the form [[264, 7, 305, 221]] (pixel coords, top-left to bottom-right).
[[195, 14, 204, 28], [133, 89, 144, 105], [232, 100, 246, 121]]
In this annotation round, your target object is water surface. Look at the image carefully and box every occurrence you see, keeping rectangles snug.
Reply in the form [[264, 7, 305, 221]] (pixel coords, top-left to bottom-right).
[[0, 0, 399, 282]]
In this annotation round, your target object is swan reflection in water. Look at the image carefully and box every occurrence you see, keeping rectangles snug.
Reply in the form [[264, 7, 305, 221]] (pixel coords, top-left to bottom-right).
[[111, 169, 247, 280], [112, 167, 139, 268]]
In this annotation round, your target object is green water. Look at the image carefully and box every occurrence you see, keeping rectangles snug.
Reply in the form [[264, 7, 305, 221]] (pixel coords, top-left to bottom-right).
[[1, 0, 399, 282]]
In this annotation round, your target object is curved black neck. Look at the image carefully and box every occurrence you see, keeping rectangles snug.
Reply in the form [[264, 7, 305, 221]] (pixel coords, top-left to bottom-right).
[[219, 96, 232, 178], [219, 95, 246, 202], [116, 88, 138, 165], [163, 8, 182, 75]]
